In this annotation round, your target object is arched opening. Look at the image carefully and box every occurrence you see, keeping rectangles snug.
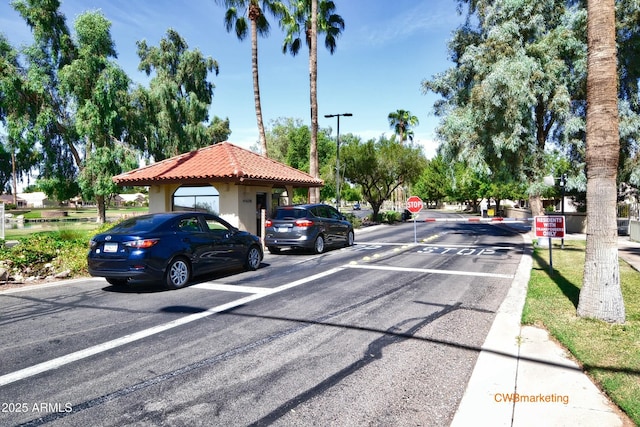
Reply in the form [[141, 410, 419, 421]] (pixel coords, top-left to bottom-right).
[[172, 185, 220, 214]]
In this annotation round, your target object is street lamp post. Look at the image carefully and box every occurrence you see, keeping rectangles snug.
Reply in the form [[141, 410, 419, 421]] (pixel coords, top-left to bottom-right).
[[324, 113, 352, 211]]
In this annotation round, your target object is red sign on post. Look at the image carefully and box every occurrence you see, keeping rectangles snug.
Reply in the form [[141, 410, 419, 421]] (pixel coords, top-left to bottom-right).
[[534, 216, 565, 238], [407, 196, 424, 213]]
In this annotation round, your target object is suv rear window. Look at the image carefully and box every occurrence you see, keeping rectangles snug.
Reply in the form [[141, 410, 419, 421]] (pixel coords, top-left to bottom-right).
[[273, 208, 310, 220]]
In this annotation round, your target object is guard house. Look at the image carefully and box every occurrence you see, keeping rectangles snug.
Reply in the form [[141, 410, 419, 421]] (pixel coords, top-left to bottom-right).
[[112, 142, 323, 235]]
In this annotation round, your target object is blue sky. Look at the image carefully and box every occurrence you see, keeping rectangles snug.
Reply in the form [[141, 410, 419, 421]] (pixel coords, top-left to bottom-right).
[[1, 0, 465, 159]]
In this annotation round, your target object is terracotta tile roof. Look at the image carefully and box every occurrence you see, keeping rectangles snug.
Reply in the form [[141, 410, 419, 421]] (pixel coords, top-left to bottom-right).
[[112, 142, 324, 187]]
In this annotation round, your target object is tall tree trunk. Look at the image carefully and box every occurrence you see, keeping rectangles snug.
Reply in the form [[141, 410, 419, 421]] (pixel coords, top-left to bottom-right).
[[529, 194, 544, 217], [12, 151, 17, 205], [250, 11, 268, 156], [96, 194, 107, 224], [308, 0, 320, 203], [577, 0, 625, 323]]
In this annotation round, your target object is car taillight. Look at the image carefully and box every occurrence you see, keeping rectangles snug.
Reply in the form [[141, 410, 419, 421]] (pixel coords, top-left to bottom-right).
[[124, 239, 159, 249], [265, 219, 273, 227], [295, 219, 314, 227]]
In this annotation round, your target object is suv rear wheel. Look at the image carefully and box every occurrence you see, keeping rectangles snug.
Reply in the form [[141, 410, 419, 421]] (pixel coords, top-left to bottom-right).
[[313, 235, 325, 254]]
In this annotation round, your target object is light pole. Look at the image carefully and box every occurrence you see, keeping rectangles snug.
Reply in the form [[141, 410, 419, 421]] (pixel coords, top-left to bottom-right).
[[324, 113, 352, 211]]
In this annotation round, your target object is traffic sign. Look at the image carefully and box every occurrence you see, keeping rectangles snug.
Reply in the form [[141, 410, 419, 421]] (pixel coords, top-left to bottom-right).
[[534, 216, 565, 238], [407, 196, 424, 213]]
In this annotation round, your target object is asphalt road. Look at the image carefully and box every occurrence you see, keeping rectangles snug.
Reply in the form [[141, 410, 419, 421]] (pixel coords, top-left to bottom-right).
[[0, 212, 526, 426]]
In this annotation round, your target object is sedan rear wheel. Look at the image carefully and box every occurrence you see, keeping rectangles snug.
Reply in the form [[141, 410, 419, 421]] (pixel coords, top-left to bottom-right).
[[166, 257, 190, 289], [346, 230, 355, 247], [245, 245, 262, 271], [313, 235, 325, 254]]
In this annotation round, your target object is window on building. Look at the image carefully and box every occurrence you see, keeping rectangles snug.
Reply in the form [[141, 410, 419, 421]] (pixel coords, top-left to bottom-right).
[[173, 186, 220, 214]]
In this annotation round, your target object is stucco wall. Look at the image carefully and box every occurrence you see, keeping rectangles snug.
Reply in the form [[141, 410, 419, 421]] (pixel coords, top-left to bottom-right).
[[147, 182, 274, 235]]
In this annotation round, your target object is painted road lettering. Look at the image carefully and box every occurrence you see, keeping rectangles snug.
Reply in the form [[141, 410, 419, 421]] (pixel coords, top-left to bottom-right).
[[417, 246, 505, 256]]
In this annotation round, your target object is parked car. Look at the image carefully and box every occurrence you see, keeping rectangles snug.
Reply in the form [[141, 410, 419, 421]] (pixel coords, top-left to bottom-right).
[[264, 203, 354, 254], [353, 202, 361, 210], [87, 212, 263, 289]]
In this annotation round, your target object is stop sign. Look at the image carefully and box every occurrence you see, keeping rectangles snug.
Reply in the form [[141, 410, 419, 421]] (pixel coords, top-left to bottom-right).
[[406, 196, 423, 213]]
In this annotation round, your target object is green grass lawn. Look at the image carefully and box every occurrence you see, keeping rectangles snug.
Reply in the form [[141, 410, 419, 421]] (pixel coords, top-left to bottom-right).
[[3, 207, 146, 240], [522, 240, 640, 425]]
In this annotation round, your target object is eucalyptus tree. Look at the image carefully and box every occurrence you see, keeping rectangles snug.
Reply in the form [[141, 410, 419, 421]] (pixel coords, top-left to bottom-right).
[[59, 11, 139, 222], [615, 0, 640, 188], [216, 0, 286, 156], [0, 33, 40, 203], [423, 0, 585, 217], [280, 0, 345, 203], [577, 0, 625, 323], [10, 0, 81, 203], [341, 136, 426, 220], [388, 109, 419, 143], [134, 29, 226, 161]]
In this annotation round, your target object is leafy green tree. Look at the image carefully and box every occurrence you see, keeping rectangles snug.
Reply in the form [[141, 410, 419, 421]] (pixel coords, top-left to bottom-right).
[[57, 11, 140, 222], [412, 154, 450, 207], [423, 0, 585, 217], [134, 29, 225, 161], [577, 0, 625, 323], [388, 109, 419, 143], [265, 116, 334, 200], [0, 33, 40, 202], [37, 177, 79, 203], [448, 162, 484, 211], [615, 0, 640, 189], [0, 142, 12, 192], [280, 0, 344, 203], [341, 136, 426, 219], [10, 0, 80, 204], [216, 0, 286, 156]]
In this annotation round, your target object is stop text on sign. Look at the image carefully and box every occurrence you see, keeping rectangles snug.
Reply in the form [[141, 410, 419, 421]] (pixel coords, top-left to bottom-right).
[[406, 196, 423, 213], [534, 215, 565, 238]]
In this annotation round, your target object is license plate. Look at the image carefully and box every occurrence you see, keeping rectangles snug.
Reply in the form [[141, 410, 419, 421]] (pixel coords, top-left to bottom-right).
[[277, 227, 289, 233], [104, 242, 118, 253]]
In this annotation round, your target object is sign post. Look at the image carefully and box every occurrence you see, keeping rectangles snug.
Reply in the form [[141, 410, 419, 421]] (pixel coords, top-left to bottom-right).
[[534, 215, 565, 274], [406, 196, 424, 244]]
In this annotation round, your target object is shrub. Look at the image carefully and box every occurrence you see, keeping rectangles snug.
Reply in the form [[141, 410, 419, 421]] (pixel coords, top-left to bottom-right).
[[0, 227, 99, 279]]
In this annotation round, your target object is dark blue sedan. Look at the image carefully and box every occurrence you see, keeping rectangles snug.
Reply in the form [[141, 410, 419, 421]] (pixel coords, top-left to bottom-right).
[[87, 212, 263, 289]]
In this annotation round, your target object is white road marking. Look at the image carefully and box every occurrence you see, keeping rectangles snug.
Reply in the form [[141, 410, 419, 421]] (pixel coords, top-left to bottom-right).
[[344, 263, 514, 279], [191, 283, 276, 294], [0, 267, 343, 387], [0, 256, 513, 387], [356, 241, 515, 250]]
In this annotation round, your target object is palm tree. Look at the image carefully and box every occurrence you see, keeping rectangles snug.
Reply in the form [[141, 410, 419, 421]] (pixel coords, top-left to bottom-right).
[[388, 109, 419, 210], [216, 0, 285, 156], [280, 0, 344, 203], [388, 109, 419, 143], [577, 0, 625, 323]]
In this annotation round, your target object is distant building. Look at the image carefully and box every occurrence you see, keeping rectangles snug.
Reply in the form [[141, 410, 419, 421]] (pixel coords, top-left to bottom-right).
[[0, 194, 27, 208], [17, 192, 51, 208], [115, 193, 148, 207]]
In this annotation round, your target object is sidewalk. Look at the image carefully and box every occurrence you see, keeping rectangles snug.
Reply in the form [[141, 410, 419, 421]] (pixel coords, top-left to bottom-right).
[[451, 231, 635, 426]]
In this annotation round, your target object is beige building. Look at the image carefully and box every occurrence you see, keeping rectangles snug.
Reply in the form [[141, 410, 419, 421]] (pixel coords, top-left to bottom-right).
[[112, 142, 323, 236]]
